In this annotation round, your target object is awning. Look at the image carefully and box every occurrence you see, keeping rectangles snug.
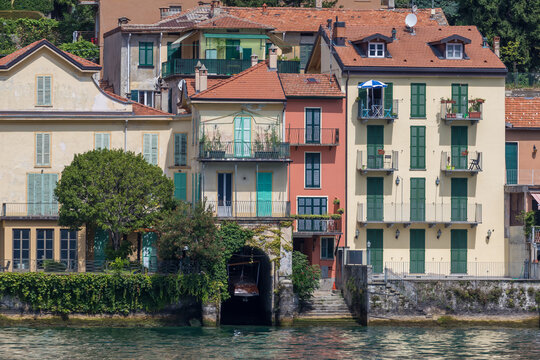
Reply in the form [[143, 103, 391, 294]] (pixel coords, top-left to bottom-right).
[[171, 31, 195, 49], [531, 193, 540, 209], [204, 33, 269, 39], [268, 33, 292, 52]]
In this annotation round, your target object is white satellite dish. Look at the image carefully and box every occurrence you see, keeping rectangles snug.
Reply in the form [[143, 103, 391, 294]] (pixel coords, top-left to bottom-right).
[[405, 13, 418, 27]]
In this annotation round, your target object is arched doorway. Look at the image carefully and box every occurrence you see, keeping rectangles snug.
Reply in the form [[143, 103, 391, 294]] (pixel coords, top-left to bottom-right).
[[220, 246, 272, 325]]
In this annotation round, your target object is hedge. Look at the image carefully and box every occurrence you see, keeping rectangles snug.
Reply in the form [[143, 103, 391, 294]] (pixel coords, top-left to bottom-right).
[[0, 272, 206, 315], [0, 0, 53, 14]]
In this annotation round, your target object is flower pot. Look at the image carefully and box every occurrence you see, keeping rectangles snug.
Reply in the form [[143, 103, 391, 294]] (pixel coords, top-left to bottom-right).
[[469, 111, 481, 119], [447, 113, 456, 119], [461, 151, 468, 156], [446, 165, 451, 170], [377, 149, 385, 155]]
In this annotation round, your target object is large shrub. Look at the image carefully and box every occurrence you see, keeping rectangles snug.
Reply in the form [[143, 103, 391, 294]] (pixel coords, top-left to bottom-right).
[[0, 18, 59, 55], [292, 251, 320, 303], [59, 39, 99, 62]]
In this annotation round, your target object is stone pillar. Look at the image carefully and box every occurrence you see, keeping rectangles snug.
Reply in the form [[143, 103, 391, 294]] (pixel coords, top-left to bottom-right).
[[277, 225, 294, 325], [202, 302, 220, 327]]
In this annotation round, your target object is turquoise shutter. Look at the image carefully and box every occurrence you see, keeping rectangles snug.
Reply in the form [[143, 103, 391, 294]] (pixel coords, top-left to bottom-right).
[[44, 76, 51, 105], [131, 90, 139, 102], [147, 42, 153, 66], [383, 82, 393, 111], [174, 134, 187, 166], [174, 134, 180, 165], [143, 134, 151, 163], [174, 173, 187, 201], [27, 174, 36, 215], [151, 134, 158, 165], [36, 133, 43, 165], [43, 133, 50, 165]]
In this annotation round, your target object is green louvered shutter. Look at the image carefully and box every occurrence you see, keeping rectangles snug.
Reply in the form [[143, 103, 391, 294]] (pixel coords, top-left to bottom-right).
[[452, 83, 468, 114], [131, 90, 139, 102], [44, 76, 51, 105], [143, 134, 151, 163], [36, 133, 43, 165], [410, 178, 425, 221], [451, 230, 467, 274], [37, 76, 44, 105], [367, 125, 384, 169], [451, 178, 468, 221], [174, 134, 187, 166], [174, 172, 187, 201], [451, 126, 468, 169], [36, 133, 50, 166], [384, 82, 393, 112], [367, 177, 383, 221], [37, 76, 51, 105], [151, 134, 158, 165], [410, 229, 425, 274], [358, 83, 367, 116], [411, 83, 426, 117], [44, 174, 58, 215], [27, 174, 36, 216], [410, 126, 425, 169]]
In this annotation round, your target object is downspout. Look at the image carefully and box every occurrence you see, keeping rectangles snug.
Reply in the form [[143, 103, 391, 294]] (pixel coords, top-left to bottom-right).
[[124, 119, 128, 151], [158, 32, 163, 78], [126, 33, 132, 96], [345, 71, 349, 254]]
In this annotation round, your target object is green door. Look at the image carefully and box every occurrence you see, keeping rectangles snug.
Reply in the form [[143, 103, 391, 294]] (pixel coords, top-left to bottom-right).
[[94, 229, 108, 268], [226, 39, 240, 59], [257, 172, 272, 217], [410, 178, 425, 221], [505, 142, 518, 184], [368, 229, 383, 273], [451, 126, 468, 169], [234, 116, 251, 157], [367, 177, 383, 221], [142, 232, 157, 272], [451, 178, 468, 221], [367, 125, 384, 169], [174, 172, 187, 201], [451, 230, 467, 274], [410, 229, 425, 274], [242, 47, 252, 60], [451, 83, 468, 114]]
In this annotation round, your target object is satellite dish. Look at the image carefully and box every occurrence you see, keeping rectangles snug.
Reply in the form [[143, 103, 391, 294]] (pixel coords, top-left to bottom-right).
[[405, 13, 418, 27], [412, 5, 418, 13]]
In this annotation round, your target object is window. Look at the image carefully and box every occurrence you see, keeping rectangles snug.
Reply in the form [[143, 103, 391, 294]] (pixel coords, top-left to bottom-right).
[[27, 173, 58, 216], [297, 197, 327, 232], [174, 133, 188, 166], [368, 42, 385, 58], [37, 229, 54, 267], [143, 133, 158, 165], [305, 153, 321, 188], [305, 108, 321, 144], [36, 75, 52, 106], [446, 43, 463, 59], [95, 133, 110, 150], [131, 90, 154, 107], [410, 83, 426, 117], [321, 237, 334, 260], [60, 229, 78, 270], [410, 178, 425, 221], [35, 133, 50, 166], [13, 229, 30, 270], [410, 126, 426, 169], [139, 42, 153, 66]]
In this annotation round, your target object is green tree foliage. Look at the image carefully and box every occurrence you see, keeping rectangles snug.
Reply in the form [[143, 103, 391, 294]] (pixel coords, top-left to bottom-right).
[[55, 1, 96, 43], [517, 210, 537, 239], [59, 38, 99, 62], [0, 18, 59, 55], [0, 0, 54, 14], [292, 251, 320, 303], [55, 149, 174, 251], [396, 0, 460, 20]]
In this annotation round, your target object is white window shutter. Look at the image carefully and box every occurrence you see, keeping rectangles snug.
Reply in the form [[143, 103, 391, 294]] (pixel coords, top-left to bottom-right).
[[36, 133, 43, 165], [37, 76, 44, 105], [44, 76, 51, 105], [151, 134, 158, 165], [143, 134, 151, 163]]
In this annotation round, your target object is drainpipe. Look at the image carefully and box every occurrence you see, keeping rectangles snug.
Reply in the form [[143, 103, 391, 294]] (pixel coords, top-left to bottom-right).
[[158, 32, 163, 78], [126, 33, 132, 96], [124, 119, 128, 151], [345, 71, 349, 254]]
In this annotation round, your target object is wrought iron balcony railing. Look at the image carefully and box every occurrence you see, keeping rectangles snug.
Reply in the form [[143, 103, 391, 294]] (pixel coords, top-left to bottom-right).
[[286, 128, 339, 146], [206, 200, 290, 218], [2, 203, 59, 218], [441, 151, 482, 175], [356, 149, 398, 174], [357, 100, 399, 122], [506, 169, 540, 185], [162, 59, 300, 77], [440, 100, 483, 123], [295, 218, 341, 233], [199, 141, 290, 161]]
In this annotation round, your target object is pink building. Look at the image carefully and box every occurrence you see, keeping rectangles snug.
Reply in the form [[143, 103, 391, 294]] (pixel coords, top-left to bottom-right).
[[280, 74, 346, 282]]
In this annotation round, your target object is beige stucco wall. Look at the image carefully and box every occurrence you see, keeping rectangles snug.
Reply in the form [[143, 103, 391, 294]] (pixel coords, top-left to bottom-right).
[[344, 75, 507, 269]]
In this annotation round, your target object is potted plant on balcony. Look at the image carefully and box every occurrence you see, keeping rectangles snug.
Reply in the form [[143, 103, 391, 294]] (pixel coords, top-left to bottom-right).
[[253, 131, 266, 158], [468, 98, 484, 119], [209, 129, 225, 158], [441, 98, 456, 119], [257, 127, 281, 159], [377, 149, 385, 155]]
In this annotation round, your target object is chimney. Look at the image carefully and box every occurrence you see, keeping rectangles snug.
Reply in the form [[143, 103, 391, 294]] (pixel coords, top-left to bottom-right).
[[251, 54, 259, 67], [262, 3, 268, 15], [327, 19, 332, 29], [199, 65, 208, 92], [332, 19, 346, 46], [316, 0, 322, 8], [268, 44, 278, 70], [391, 28, 396, 40], [493, 36, 500, 57], [194, 61, 202, 93], [117, 17, 130, 26]]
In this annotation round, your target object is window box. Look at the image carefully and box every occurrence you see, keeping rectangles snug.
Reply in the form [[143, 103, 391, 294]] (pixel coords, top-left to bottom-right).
[[377, 149, 385, 155]]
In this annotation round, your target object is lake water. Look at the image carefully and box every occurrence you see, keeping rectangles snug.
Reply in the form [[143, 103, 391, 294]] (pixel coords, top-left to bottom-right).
[[0, 325, 539, 359]]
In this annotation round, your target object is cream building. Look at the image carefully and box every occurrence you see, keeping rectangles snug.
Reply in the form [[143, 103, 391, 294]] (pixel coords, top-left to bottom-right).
[[0, 40, 195, 271], [308, 22, 508, 276]]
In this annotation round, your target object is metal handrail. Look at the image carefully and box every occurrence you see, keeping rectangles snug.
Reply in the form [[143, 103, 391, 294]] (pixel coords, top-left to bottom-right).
[[286, 128, 339, 146], [206, 200, 290, 218], [199, 141, 290, 160], [2, 202, 59, 217]]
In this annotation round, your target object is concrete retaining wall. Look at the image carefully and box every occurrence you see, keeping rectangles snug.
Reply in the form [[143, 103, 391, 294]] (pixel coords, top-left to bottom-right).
[[342, 265, 368, 325]]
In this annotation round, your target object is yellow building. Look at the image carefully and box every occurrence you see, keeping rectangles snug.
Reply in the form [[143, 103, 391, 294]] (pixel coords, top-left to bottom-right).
[[308, 22, 508, 276], [0, 40, 194, 271]]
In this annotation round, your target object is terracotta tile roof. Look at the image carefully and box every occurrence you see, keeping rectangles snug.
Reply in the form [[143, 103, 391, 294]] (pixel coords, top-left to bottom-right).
[[195, 13, 274, 30], [279, 74, 344, 98], [185, 78, 227, 96], [104, 90, 175, 116], [506, 97, 540, 128], [225, 7, 447, 32], [0, 39, 100, 70], [191, 61, 285, 101], [325, 25, 505, 70]]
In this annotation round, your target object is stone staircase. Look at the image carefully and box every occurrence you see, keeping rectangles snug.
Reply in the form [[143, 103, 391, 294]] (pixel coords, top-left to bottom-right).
[[297, 290, 354, 320]]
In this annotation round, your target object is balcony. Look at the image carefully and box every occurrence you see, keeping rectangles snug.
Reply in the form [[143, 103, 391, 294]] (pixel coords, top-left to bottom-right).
[[206, 200, 290, 218], [294, 217, 342, 235], [199, 141, 290, 161], [286, 128, 339, 147], [440, 99, 483, 124], [356, 149, 398, 175], [506, 169, 540, 185], [356, 202, 482, 227], [2, 203, 59, 219], [162, 59, 300, 77], [441, 151, 482, 175], [357, 100, 399, 123]]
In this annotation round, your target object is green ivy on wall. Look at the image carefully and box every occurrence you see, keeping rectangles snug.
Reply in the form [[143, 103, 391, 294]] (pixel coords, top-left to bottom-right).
[[0, 18, 59, 55]]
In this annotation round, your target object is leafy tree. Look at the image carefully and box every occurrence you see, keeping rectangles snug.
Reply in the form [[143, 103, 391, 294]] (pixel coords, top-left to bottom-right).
[[292, 251, 320, 304], [395, 0, 460, 21], [55, 149, 174, 251], [59, 38, 99, 62]]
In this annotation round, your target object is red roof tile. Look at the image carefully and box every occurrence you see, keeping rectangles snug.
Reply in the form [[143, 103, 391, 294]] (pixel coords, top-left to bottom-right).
[[506, 97, 540, 128], [279, 74, 344, 98], [325, 25, 505, 70], [104, 90, 175, 116], [185, 78, 227, 96], [195, 13, 274, 29], [191, 61, 285, 101]]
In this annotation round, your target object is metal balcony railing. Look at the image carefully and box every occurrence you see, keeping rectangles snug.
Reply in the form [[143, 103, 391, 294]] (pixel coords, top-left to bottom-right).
[[530, 226, 540, 244], [199, 141, 290, 161], [357, 100, 399, 122], [295, 218, 341, 233], [162, 59, 300, 77], [441, 151, 482, 174], [286, 128, 339, 146], [440, 100, 483, 123], [356, 149, 398, 174], [206, 200, 290, 218], [382, 261, 513, 278], [2, 203, 59, 218], [356, 202, 482, 224], [506, 169, 540, 185]]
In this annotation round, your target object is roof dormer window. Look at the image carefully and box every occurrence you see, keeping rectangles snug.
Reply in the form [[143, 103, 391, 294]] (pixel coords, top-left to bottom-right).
[[369, 42, 385, 58], [446, 43, 463, 59]]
